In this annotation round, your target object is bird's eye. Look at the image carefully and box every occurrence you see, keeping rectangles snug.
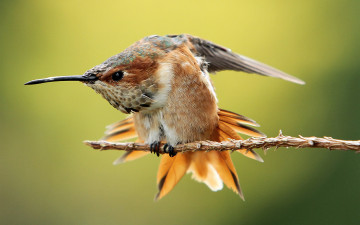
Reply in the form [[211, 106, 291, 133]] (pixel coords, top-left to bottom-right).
[[112, 71, 124, 81]]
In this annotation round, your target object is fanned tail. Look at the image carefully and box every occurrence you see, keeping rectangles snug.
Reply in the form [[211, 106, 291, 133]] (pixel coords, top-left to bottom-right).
[[186, 149, 243, 199], [186, 122, 257, 200], [102, 109, 265, 199]]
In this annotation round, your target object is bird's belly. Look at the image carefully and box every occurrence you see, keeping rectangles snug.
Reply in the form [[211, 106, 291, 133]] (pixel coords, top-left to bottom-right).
[[133, 108, 218, 146]]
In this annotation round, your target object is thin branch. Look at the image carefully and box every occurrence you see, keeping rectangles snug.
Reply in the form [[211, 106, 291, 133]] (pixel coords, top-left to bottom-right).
[[84, 131, 360, 154]]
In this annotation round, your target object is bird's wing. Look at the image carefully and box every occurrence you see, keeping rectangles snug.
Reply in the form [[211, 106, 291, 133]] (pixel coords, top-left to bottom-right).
[[186, 34, 305, 84]]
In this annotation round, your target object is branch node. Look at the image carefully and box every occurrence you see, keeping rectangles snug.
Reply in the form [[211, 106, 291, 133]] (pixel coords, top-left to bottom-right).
[[278, 130, 284, 137], [308, 140, 314, 146]]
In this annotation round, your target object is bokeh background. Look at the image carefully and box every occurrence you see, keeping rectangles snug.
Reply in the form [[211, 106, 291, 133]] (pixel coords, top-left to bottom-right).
[[1, 0, 359, 224]]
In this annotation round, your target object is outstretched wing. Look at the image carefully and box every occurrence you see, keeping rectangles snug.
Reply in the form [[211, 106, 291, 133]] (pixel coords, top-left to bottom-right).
[[185, 34, 305, 84]]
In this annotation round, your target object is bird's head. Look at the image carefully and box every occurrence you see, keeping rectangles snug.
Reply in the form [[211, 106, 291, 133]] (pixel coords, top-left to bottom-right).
[[25, 36, 181, 114]]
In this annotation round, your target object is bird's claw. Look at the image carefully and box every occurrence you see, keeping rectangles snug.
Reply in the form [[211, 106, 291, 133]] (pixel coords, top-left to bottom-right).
[[150, 141, 161, 157], [164, 143, 177, 157]]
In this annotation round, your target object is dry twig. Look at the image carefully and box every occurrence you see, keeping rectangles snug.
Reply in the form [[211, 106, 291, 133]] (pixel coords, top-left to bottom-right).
[[84, 131, 360, 154]]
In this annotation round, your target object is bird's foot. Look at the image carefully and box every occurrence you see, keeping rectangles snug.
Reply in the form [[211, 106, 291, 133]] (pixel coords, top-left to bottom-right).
[[163, 143, 177, 157], [150, 141, 161, 157]]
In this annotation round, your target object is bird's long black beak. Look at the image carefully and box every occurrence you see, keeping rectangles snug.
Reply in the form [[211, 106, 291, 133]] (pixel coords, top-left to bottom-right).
[[24, 74, 98, 85]]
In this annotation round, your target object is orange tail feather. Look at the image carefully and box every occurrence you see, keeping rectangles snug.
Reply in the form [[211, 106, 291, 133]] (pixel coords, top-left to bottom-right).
[[187, 152, 223, 191], [207, 151, 244, 199], [113, 151, 150, 165], [218, 120, 264, 162], [103, 109, 265, 199], [155, 153, 191, 200]]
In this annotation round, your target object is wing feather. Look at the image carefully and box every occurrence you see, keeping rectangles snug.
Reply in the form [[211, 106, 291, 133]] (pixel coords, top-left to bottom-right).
[[186, 35, 305, 84]]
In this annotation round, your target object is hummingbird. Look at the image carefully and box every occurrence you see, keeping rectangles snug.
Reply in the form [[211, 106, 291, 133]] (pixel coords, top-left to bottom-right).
[[25, 34, 304, 200]]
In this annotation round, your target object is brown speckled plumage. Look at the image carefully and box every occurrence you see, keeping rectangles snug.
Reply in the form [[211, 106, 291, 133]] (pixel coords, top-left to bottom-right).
[[26, 34, 304, 200]]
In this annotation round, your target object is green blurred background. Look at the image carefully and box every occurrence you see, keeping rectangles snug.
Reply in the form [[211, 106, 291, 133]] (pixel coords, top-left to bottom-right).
[[1, 0, 359, 224]]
